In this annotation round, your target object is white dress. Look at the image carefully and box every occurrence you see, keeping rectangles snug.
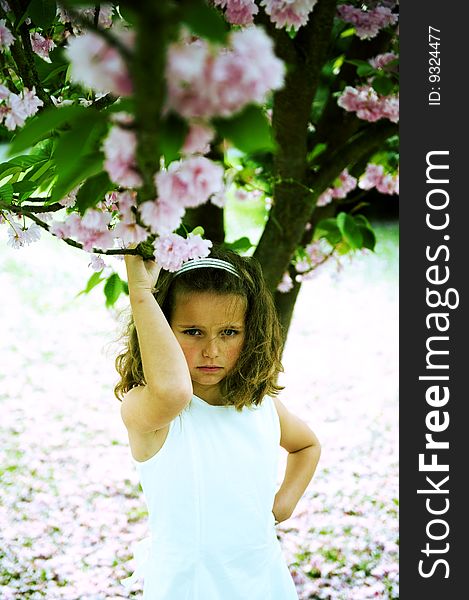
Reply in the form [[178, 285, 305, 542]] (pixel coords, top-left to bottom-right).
[[121, 394, 299, 599]]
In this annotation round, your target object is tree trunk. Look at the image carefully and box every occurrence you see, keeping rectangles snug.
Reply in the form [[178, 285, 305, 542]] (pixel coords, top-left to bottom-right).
[[184, 203, 225, 244]]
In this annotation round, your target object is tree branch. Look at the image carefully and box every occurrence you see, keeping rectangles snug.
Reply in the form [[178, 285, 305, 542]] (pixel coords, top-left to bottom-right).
[[130, 1, 177, 204], [254, 0, 338, 291], [3, 202, 142, 256], [6, 0, 52, 107]]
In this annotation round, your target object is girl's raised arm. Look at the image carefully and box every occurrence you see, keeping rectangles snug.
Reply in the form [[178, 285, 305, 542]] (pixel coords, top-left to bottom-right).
[[120, 254, 193, 433]]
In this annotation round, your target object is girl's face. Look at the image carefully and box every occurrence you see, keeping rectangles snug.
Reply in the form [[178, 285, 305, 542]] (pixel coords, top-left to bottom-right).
[[170, 291, 246, 403]]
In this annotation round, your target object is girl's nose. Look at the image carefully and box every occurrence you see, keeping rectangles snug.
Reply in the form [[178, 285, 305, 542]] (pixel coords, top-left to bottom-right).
[[202, 337, 219, 358]]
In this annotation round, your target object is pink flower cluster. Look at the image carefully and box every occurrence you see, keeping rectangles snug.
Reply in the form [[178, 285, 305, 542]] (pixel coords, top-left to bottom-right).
[[212, 0, 259, 25], [0, 85, 43, 131], [65, 27, 133, 96], [359, 163, 399, 195], [317, 169, 357, 207], [153, 233, 213, 272], [57, 4, 114, 33], [337, 85, 399, 123], [0, 18, 13, 51], [166, 26, 285, 118], [49, 209, 115, 252], [182, 123, 215, 156], [261, 0, 318, 30], [294, 240, 330, 275], [277, 271, 294, 293], [336, 5, 398, 39], [369, 52, 398, 72], [113, 191, 148, 247], [5, 218, 41, 249], [30, 32, 56, 61], [102, 124, 142, 188], [140, 157, 224, 235]]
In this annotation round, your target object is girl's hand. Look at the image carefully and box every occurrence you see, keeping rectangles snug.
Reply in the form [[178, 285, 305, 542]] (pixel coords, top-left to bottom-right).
[[124, 247, 161, 293], [272, 493, 294, 525]]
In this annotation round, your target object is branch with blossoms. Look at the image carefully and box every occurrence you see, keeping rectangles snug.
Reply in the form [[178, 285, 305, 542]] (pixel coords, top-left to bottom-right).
[[0, 0, 399, 317]]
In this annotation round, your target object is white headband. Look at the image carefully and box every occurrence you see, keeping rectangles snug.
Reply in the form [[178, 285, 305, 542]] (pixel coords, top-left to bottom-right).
[[174, 258, 240, 278]]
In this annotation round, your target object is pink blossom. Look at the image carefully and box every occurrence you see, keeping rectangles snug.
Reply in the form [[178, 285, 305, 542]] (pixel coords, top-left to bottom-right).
[[182, 123, 215, 156], [213, 0, 258, 25], [88, 254, 106, 272], [358, 163, 384, 191], [6, 221, 41, 248], [369, 52, 398, 71], [306, 239, 329, 265], [30, 32, 55, 61], [49, 210, 114, 251], [337, 85, 399, 123], [277, 271, 293, 293], [156, 157, 224, 209], [359, 163, 399, 195], [115, 190, 137, 223], [331, 169, 357, 199], [317, 169, 357, 206], [113, 221, 148, 247], [102, 125, 142, 188], [153, 233, 192, 271], [65, 28, 133, 96], [0, 87, 43, 130], [261, 0, 318, 30], [166, 27, 285, 119], [139, 198, 184, 236], [0, 83, 9, 99], [337, 5, 398, 40], [185, 233, 213, 260], [317, 188, 333, 207], [59, 185, 79, 207], [0, 18, 14, 51], [153, 233, 213, 271]]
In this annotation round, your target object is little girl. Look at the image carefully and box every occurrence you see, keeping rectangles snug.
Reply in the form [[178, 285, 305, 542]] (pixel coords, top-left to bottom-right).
[[115, 245, 321, 599]]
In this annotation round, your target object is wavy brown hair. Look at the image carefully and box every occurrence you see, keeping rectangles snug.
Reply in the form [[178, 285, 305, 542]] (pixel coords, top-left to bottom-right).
[[114, 245, 284, 410]]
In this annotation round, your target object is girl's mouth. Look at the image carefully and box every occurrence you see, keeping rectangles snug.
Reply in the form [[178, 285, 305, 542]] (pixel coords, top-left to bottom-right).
[[197, 366, 223, 372]]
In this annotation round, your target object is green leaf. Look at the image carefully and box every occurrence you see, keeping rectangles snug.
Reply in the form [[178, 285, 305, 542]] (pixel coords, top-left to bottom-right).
[[336, 212, 363, 249], [28, 159, 53, 183], [0, 164, 23, 180], [12, 180, 38, 194], [372, 75, 395, 96], [27, 0, 57, 28], [313, 218, 342, 245], [9, 105, 89, 155], [53, 112, 108, 174], [34, 48, 69, 85], [190, 226, 205, 237], [75, 171, 113, 215], [0, 183, 14, 203], [76, 270, 106, 297], [357, 64, 376, 78], [104, 273, 123, 307], [160, 113, 188, 165], [51, 151, 104, 203], [357, 224, 376, 250], [346, 59, 376, 78], [8, 155, 48, 168], [181, 0, 228, 43], [214, 106, 276, 154], [223, 237, 253, 253]]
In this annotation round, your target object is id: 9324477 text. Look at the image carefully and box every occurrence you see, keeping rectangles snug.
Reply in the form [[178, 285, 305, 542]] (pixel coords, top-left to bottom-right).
[[428, 26, 441, 106]]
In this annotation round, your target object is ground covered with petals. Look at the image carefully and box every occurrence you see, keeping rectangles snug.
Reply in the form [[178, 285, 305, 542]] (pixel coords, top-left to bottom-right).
[[0, 223, 398, 599]]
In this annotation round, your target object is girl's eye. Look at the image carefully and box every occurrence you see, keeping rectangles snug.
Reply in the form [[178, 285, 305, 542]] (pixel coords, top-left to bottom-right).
[[222, 329, 239, 337], [183, 329, 201, 336]]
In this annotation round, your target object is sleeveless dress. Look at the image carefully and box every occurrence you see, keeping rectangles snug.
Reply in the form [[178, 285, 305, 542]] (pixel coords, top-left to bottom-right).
[[121, 394, 299, 600]]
